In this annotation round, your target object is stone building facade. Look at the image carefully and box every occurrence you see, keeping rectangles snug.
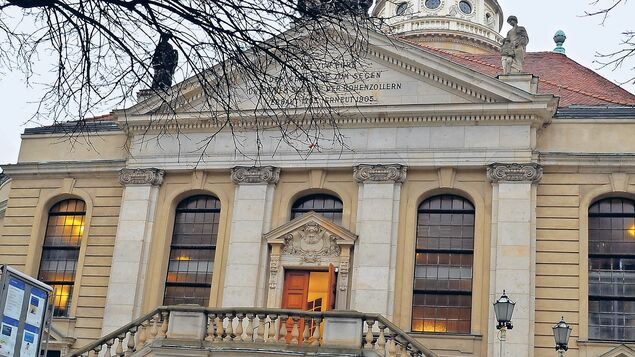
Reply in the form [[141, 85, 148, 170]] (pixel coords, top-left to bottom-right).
[[1, 1, 635, 356]]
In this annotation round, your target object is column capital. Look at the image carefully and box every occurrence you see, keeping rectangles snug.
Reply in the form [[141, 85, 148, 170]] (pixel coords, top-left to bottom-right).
[[487, 163, 543, 183], [353, 164, 407, 183], [231, 166, 280, 185], [119, 168, 164, 186]]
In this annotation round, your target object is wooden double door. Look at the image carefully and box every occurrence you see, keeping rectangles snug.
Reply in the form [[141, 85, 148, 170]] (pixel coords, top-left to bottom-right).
[[280, 265, 337, 343]]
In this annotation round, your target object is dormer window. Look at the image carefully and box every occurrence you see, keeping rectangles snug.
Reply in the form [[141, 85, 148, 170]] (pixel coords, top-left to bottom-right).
[[396, 2, 409, 16]]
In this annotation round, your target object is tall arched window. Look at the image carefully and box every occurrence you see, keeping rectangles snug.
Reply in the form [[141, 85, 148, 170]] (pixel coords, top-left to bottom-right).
[[37, 199, 86, 317], [589, 197, 635, 341], [291, 194, 343, 224], [412, 195, 474, 333], [164, 195, 221, 306]]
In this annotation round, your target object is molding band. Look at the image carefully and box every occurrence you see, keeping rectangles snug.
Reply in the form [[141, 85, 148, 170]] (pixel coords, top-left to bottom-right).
[[231, 166, 280, 184], [487, 163, 543, 183], [353, 164, 407, 183]]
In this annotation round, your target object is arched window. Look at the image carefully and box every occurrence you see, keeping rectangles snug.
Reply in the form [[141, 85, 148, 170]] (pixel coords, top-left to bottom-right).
[[37, 199, 86, 317], [291, 194, 343, 224], [164, 195, 221, 306], [412, 195, 474, 333], [589, 197, 635, 341]]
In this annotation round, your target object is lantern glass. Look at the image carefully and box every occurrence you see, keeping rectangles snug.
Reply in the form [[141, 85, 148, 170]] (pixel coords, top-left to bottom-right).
[[493, 291, 516, 324], [553, 317, 572, 349]]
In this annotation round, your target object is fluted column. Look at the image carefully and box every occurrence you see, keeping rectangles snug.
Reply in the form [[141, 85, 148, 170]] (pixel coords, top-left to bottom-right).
[[221, 166, 279, 307], [102, 168, 164, 335], [350, 164, 406, 318], [487, 163, 542, 357]]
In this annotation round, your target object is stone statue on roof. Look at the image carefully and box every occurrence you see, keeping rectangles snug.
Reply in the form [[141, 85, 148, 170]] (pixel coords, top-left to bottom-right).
[[500, 15, 529, 75], [151, 33, 179, 90]]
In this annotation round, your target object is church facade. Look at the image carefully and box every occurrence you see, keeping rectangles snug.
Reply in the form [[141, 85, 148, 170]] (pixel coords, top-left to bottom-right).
[[1, 1, 635, 356]]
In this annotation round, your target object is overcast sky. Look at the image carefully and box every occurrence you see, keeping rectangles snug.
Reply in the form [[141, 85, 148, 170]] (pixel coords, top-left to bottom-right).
[[0, 0, 633, 165]]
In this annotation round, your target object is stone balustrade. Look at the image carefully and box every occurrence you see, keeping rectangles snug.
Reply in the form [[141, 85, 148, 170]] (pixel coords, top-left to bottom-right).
[[68, 306, 437, 357]]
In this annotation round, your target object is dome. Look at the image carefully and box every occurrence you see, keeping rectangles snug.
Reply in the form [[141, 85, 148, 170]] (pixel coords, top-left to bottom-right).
[[373, 0, 504, 54]]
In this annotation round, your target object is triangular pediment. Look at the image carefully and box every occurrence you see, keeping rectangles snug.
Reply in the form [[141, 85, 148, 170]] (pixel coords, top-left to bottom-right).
[[120, 24, 552, 120], [599, 344, 635, 357], [265, 212, 357, 247]]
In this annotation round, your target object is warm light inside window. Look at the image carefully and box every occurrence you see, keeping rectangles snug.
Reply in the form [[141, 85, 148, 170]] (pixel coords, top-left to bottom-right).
[[176, 255, 191, 261], [629, 224, 635, 238]]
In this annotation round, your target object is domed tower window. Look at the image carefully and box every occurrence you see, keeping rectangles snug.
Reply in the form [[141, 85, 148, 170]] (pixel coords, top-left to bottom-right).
[[458, 0, 472, 14], [424, 0, 441, 10], [395, 2, 409, 16]]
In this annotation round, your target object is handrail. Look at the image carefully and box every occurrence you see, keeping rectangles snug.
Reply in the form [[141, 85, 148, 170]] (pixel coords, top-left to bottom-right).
[[69, 306, 438, 357]]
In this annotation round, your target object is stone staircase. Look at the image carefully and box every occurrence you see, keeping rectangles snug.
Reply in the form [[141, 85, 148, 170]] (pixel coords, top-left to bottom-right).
[[67, 306, 437, 357]]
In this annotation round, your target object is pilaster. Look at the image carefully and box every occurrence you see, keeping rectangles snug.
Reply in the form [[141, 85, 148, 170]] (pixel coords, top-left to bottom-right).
[[350, 164, 406, 318], [221, 166, 279, 307], [487, 163, 542, 357], [102, 168, 164, 335]]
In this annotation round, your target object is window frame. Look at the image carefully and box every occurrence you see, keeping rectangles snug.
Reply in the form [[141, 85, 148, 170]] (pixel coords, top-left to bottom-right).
[[290, 193, 343, 224], [587, 197, 635, 342], [37, 198, 87, 318], [163, 194, 221, 307], [411, 194, 475, 334]]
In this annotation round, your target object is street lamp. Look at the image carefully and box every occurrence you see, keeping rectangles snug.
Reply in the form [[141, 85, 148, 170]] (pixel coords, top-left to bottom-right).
[[552, 317, 572, 357], [493, 290, 515, 330], [493, 290, 515, 357]]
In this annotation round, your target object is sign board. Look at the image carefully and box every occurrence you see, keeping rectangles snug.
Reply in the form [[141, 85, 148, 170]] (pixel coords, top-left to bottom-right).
[[0, 266, 52, 357]]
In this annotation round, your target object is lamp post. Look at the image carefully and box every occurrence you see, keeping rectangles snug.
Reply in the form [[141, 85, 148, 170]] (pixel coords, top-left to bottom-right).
[[552, 317, 572, 357], [493, 290, 515, 357]]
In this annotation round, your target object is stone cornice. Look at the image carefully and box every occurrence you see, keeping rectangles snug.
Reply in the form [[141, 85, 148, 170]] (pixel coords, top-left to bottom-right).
[[1, 160, 126, 177], [487, 163, 543, 183], [119, 168, 164, 186], [231, 166, 280, 185], [353, 164, 407, 183]]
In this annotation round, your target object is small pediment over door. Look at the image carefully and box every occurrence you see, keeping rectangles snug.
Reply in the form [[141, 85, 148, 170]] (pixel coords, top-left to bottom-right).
[[265, 212, 357, 264], [264, 212, 358, 309], [599, 344, 635, 357]]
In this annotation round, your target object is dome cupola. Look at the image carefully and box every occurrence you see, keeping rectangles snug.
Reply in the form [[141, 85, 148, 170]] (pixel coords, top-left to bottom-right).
[[373, 0, 504, 54]]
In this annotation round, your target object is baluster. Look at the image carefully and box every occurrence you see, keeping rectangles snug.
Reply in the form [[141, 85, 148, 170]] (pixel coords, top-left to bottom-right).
[[235, 313, 245, 341], [375, 323, 386, 356], [138, 321, 147, 346], [104, 339, 114, 357], [125, 328, 136, 356], [290, 316, 300, 345], [245, 313, 255, 342], [364, 319, 375, 349], [278, 314, 288, 344], [267, 314, 278, 343], [225, 313, 235, 341], [115, 335, 125, 357], [205, 313, 216, 342], [160, 311, 169, 339], [400, 343, 410, 357], [256, 313, 266, 342], [310, 317, 321, 346], [386, 335, 397, 357], [149, 315, 159, 341], [92, 346, 102, 357], [302, 316, 310, 345], [215, 313, 225, 342]]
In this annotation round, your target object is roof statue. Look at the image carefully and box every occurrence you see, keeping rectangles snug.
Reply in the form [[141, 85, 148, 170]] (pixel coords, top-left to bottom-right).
[[500, 15, 529, 74], [553, 30, 567, 54], [151, 33, 178, 90], [297, 0, 372, 17]]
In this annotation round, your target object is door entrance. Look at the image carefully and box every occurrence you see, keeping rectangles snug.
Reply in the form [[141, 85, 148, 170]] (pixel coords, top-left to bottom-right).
[[280, 265, 336, 343], [281, 264, 337, 311]]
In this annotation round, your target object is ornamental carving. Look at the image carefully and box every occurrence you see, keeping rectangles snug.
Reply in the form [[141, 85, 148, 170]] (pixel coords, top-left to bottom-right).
[[487, 163, 543, 183], [231, 166, 280, 184], [353, 164, 407, 183], [281, 222, 341, 263], [119, 168, 164, 186]]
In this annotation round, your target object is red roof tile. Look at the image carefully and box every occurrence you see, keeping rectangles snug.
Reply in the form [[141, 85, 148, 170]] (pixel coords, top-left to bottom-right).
[[404, 40, 635, 107]]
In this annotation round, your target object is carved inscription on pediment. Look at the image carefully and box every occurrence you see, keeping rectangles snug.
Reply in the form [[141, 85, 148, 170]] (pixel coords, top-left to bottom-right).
[[281, 222, 341, 263]]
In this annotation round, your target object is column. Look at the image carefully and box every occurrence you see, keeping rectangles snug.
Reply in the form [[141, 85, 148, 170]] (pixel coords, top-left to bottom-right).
[[350, 164, 406, 319], [221, 166, 279, 307], [101, 168, 164, 335], [487, 163, 542, 357]]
